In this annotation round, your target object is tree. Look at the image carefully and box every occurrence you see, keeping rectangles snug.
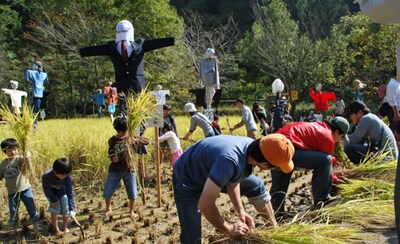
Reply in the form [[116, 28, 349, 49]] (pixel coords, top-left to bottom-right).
[[331, 13, 400, 105], [237, 0, 334, 112]]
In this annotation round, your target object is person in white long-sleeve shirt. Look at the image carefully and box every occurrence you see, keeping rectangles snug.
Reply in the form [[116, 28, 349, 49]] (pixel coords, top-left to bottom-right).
[[158, 123, 183, 168], [378, 73, 400, 132]]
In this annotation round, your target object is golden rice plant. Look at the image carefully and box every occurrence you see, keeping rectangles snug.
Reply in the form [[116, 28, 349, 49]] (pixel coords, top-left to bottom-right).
[[0, 101, 38, 175], [343, 149, 396, 182], [125, 88, 159, 168], [318, 199, 394, 227], [339, 179, 394, 201], [245, 222, 362, 244]]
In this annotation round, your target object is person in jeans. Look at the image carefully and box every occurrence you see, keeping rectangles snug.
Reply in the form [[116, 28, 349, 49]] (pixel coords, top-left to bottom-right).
[[173, 134, 295, 244], [182, 102, 215, 140], [345, 100, 398, 164], [271, 117, 349, 215], [0, 138, 40, 234], [230, 98, 257, 139]]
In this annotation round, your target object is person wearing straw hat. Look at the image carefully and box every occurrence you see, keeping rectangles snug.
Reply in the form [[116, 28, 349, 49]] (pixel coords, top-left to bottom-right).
[[173, 134, 295, 244], [344, 100, 398, 164], [182, 102, 215, 141], [271, 116, 350, 215], [353, 79, 366, 101]]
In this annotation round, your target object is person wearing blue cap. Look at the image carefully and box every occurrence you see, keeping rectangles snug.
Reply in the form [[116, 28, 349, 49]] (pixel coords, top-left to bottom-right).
[[272, 100, 287, 132]]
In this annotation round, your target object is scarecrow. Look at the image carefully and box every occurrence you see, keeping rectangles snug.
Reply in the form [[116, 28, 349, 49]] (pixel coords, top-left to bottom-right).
[[79, 20, 175, 109], [199, 48, 220, 110], [1, 80, 27, 114], [25, 61, 49, 114], [308, 83, 336, 113]]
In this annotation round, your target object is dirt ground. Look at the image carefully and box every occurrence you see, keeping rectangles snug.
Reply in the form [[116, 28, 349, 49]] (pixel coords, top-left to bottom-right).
[[0, 161, 397, 244]]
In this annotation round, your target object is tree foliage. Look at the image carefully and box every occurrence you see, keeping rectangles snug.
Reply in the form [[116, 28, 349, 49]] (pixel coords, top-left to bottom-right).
[[330, 13, 400, 104], [237, 0, 334, 110]]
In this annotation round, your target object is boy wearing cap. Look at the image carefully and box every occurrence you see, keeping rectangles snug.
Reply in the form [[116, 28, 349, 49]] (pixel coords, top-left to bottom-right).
[[173, 134, 294, 244], [344, 100, 398, 164], [182, 102, 215, 140], [271, 116, 349, 214], [230, 98, 257, 139]]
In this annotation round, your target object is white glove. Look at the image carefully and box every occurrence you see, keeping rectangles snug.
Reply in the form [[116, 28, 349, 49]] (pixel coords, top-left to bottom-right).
[[69, 211, 76, 217]]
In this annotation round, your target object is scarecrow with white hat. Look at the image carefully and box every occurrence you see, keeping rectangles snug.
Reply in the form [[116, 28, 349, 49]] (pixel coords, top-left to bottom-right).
[[199, 48, 220, 110], [80, 20, 175, 110], [1, 80, 28, 114]]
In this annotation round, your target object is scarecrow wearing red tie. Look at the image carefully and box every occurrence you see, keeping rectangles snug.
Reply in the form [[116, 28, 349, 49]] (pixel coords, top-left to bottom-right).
[[79, 20, 175, 110]]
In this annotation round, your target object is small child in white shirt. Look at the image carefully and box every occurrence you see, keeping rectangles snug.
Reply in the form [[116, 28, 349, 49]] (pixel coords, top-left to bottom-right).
[[158, 123, 183, 169]]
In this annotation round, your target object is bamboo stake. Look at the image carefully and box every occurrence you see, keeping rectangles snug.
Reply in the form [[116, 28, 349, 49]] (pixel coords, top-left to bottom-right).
[[155, 128, 161, 207]]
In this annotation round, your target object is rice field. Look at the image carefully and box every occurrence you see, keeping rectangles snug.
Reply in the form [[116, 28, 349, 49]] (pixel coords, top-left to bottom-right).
[[0, 109, 397, 243]]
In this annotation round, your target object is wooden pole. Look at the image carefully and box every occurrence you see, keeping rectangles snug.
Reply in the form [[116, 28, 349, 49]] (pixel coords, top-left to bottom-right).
[[138, 154, 146, 204], [155, 127, 162, 207]]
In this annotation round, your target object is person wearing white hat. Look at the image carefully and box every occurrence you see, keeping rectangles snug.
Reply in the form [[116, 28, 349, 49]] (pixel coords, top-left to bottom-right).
[[182, 102, 215, 140], [2, 80, 28, 114], [199, 48, 220, 109], [80, 20, 175, 110]]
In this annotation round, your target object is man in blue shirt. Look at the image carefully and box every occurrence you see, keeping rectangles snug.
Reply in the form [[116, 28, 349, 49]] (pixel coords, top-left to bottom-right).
[[26, 61, 49, 114], [173, 134, 294, 243]]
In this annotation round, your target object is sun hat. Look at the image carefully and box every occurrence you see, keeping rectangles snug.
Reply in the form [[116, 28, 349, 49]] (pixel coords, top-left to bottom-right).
[[353, 79, 366, 89], [331, 116, 350, 134], [259, 134, 294, 173], [184, 102, 197, 113]]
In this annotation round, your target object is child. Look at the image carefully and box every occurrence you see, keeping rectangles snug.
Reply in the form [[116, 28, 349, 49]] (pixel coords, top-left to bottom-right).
[[42, 158, 75, 236], [103, 115, 139, 219], [211, 114, 222, 135], [0, 138, 40, 233], [158, 122, 183, 169]]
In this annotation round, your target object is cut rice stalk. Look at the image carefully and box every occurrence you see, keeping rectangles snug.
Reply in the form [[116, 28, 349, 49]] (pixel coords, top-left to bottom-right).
[[0, 101, 37, 175], [339, 178, 394, 201], [318, 199, 394, 227], [246, 222, 362, 244], [343, 149, 396, 182]]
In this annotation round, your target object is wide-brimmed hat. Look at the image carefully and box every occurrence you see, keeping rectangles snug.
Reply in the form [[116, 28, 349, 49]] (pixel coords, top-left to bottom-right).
[[353, 79, 366, 89], [184, 102, 197, 113], [259, 134, 294, 173]]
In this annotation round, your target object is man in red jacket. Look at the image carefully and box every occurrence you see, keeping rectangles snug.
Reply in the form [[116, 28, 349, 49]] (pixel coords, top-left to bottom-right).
[[270, 116, 349, 215]]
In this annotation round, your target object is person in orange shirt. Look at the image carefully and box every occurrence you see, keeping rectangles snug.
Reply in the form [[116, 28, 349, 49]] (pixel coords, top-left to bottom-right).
[[104, 82, 118, 121]]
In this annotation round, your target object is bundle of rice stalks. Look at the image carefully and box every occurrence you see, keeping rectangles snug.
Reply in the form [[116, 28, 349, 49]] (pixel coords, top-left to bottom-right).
[[0, 102, 37, 175], [125, 88, 158, 166], [333, 142, 353, 168], [343, 150, 396, 182], [246, 222, 361, 244], [339, 179, 394, 201], [318, 199, 394, 227]]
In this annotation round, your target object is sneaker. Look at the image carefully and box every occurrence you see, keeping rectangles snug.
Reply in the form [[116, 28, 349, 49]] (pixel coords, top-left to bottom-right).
[[313, 195, 341, 209]]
